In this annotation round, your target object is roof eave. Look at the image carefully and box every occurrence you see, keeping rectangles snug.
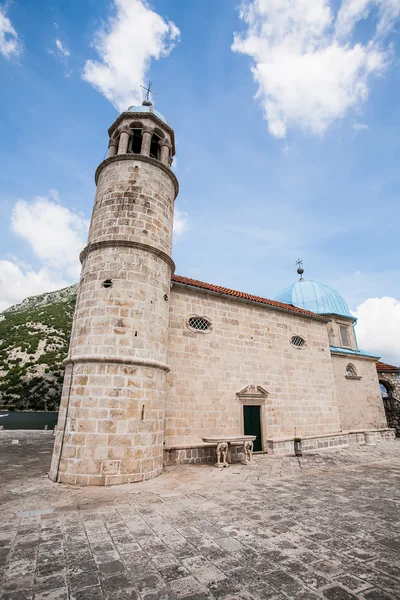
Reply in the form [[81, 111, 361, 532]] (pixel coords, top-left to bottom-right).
[[172, 280, 329, 322], [330, 346, 380, 361]]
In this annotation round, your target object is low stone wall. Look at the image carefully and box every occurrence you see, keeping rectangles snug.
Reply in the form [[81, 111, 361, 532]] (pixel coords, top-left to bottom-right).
[[163, 444, 244, 466], [348, 432, 366, 445], [164, 428, 396, 464], [0, 430, 55, 445], [266, 433, 349, 455], [267, 428, 396, 456]]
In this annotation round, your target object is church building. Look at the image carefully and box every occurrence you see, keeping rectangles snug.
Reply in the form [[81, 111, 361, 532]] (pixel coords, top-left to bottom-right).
[[49, 100, 394, 486]]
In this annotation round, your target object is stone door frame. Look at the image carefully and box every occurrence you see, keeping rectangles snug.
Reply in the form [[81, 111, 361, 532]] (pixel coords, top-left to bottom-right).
[[236, 385, 269, 452]]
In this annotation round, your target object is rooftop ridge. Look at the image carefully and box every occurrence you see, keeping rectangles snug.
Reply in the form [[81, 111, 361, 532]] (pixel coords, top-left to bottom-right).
[[171, 274, 328, 321]]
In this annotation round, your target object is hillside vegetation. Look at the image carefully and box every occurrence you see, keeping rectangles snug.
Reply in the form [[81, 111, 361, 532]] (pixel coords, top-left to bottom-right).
[[0, 285, 77, 410]]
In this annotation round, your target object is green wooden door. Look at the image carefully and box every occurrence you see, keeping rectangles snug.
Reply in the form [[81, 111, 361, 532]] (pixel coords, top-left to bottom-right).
[[243, 405, 262, 452]]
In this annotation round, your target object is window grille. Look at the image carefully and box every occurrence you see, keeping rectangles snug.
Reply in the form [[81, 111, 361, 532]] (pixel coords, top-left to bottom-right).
[[346, 364, 357, 377], [291, 335, 306, 348], [340, 325, 350, 347], [188, 316, 211, 332]]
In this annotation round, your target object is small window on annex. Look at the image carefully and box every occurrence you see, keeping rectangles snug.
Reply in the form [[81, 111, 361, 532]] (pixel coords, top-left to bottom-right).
[[128, 128, 142, 154], [345, 364, 357, 378], [340, 325, 350, 347]]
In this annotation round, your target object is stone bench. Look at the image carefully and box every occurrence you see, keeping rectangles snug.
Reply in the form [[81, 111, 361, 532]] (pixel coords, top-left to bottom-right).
[[202, 435, 256, 467]]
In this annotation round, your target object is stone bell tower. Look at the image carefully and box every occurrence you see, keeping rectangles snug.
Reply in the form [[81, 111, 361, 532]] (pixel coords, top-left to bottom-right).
[[49, 98, 178, 485]]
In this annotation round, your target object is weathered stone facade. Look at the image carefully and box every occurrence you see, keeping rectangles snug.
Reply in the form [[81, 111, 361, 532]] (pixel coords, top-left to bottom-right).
[[331, 353, 387, 431], [165, 284, 341, 450]]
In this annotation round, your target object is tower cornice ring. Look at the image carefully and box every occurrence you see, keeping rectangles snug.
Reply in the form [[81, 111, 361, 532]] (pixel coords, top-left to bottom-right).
[[79, 239, 176, 272], [64, 355, 170, 372], [95, 154, 179, 198]]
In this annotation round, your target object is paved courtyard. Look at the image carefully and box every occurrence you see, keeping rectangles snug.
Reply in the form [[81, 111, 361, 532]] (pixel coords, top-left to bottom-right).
[[0, 437, 399, 600]]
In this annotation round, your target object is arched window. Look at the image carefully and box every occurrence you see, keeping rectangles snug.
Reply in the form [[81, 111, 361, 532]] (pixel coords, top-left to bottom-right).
[[380, 381, 391, 398], [380, 383, 389, 398], [345, 364, 357, 378], [128, 128, 142, 154], [150, 133, 161, 160]]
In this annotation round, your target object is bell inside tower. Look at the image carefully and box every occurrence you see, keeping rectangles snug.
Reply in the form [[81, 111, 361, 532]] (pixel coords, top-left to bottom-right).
[[127, 128, 142, 154], [150, 132, 161, 160]]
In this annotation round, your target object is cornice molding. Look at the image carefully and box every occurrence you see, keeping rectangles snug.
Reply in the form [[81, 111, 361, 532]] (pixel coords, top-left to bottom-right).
[[80, 239, 175, 272], [64, 355, 170, 372]]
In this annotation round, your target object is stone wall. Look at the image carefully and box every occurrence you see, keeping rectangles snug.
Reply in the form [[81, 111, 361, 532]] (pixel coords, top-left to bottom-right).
[[326, 316, 357, 350], [165, 284, 341, 450], [162, 429, 396, 464], [378, 370, 400, 436], [382, 397, 400, 436], [331, 354, 387, 431], [163, 444, 245, 466], [0, 430, 54, 445]]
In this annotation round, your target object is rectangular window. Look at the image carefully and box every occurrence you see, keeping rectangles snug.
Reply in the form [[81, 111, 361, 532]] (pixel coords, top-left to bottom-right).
[[340, 325, 350, 347]]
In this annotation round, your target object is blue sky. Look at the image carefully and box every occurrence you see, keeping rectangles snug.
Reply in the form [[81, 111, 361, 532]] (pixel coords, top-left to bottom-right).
[[1, 0, 400, 361]]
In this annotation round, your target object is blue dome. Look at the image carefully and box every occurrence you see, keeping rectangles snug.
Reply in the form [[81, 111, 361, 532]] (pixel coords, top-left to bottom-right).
[[127, 105, 168, 124], [275, 279, 353, 318]]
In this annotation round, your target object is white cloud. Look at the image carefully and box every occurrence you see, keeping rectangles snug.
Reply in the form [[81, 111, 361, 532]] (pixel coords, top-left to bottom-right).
[[0, 5, 21, 58], [352, 121, 369, 130], [82, 0, 180, 112], [336, 0, 400, 38], [11, 191, 89, 279], [232, 0, 398, 138], [173, 208, 189, 237], [48, 33, 71, 76], [0, 191, 89, 311], [55, 39, 70, 57], [354, 297, 400, 364], [0, 261, 68, 312], [2, 191, 189, 311]]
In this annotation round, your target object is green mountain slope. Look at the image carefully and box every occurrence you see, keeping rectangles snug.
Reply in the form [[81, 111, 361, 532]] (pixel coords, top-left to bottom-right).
[[0, 285, 77, 410]]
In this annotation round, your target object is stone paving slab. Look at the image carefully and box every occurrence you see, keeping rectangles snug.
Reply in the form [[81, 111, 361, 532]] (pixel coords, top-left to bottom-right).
[[0, 439, 399, 599]]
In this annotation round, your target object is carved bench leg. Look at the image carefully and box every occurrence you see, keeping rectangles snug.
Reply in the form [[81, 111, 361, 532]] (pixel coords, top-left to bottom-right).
[[243, 441, 253, 464], [215, 442, 230, 468]]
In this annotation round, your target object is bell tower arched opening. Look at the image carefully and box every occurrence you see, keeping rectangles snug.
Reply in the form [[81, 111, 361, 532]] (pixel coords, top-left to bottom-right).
[[128, 128, 143, 154], [150, 132, 161, 160]]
